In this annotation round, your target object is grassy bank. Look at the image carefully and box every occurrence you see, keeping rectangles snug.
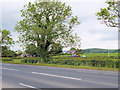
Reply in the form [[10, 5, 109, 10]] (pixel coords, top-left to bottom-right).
[[2, 60, 119, 71], [54, 53, 118, 57], [2, 61, 118, 71], [1, 53, 119, 71]]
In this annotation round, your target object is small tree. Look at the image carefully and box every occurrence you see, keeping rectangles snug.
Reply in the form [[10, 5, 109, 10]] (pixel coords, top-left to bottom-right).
[[2, 46, 15, 57], [0, 29, 14, 57], [1, 29, 14, 46]]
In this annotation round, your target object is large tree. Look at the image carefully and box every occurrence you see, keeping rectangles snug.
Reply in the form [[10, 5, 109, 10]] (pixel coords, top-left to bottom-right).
[[15, 0, 81, 61], [96, 0, 120, 30]]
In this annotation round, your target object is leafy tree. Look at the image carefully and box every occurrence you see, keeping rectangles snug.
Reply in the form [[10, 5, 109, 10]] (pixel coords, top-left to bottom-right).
[[15, 0, 81, 61], [17, 50, 23, 55], [96, 0, 120, 30], [76, 49, 82, 54], [49, 43, 63, 55], [25, 43, 37, 56], [0, 29, 14, 57], [70, 47, 76, 50], [2, 46, 8, 57], [2, 46, 15, 57], [15, 50, 23, 56], [0, 29, 14, 46]]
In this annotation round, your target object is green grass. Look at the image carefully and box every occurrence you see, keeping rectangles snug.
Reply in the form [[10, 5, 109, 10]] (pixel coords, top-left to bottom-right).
[[1, 52, 119, 71], [54, 53, 118, 58], [2, 61, 118, 71], [81, 53, 118, 57]]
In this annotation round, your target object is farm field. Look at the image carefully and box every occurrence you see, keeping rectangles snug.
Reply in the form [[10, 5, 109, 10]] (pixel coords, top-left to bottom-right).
[[53, 53, 119, 58], [2, 53, 119, 71]]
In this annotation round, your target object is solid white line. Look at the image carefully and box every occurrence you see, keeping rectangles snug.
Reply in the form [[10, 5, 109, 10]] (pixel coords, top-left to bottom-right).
[[19, 83, 36, 88], [0, 67, 18, 71], [32, 72, 82, 81]]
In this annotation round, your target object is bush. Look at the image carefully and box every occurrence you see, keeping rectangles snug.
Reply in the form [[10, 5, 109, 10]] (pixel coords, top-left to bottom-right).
[[2, 56, 119, 69], [50, 56, 119, 68], [2, 58, 13, 62]]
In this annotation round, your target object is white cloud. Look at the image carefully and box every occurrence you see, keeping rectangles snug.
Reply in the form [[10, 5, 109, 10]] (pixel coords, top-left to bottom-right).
[[0, 0, 35, 3], [62, 0, 107, 3], [81, 40, 118, 49], [1, 0, 118, 51]]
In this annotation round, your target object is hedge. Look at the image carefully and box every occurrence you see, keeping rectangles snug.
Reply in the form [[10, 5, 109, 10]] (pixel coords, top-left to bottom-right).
[[20, 57, 119, 69], [2, 57, 119, 69], [2, 58, 13, 62]]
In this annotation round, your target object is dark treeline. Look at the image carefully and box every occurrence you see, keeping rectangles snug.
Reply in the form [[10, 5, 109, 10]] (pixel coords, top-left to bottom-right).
[[82, 48, 119, 53]]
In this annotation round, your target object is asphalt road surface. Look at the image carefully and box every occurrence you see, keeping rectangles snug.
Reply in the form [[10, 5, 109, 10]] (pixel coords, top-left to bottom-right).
[[1, 63, 118, 89]]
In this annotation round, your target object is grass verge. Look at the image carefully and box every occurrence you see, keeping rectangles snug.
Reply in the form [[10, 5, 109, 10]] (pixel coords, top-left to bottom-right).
[[2, 61, 118, 71]]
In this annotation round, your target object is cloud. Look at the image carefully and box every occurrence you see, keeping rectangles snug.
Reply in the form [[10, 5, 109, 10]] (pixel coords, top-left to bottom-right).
[[72, 17, 118, 49], [81, 40, 118, 49], [1, 0, 118, 51]]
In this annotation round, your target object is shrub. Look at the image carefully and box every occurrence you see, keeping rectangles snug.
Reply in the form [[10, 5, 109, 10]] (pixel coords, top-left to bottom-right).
[[2, 58, 13, 62], [2, 56, 119, 69]]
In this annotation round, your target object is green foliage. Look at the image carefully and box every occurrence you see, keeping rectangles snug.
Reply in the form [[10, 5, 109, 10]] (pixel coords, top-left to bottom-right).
[[76, 49, 82, 54], [16, 50, 23, 56], [70, 47, 76, 50], [0, 29, 14, 46], [20, 57, 51, 63], [53, 52, 118, 58], [50, 43, 63, 55], [0, 29, 15, 57], [21, 57, 119, 69], [15, 0, 81, 61], [2, 54, 119, 69], [96, 0, 119, 30], [2, 58, 13, 62], [2, 46, 15, 57], [25, 43, 37, 56]]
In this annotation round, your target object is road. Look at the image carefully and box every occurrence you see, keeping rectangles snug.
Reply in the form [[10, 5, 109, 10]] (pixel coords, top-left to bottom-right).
[[1, 63, 118, 89]]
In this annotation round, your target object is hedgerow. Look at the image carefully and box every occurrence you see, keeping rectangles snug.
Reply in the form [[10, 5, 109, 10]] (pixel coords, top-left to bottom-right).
[[2, 56, 119, 69]]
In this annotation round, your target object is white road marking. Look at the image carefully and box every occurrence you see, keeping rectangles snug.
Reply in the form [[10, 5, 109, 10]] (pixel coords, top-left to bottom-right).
[[0, 67, 18, 71], [19, 83, 36, 88], [2, 64, 11, 65], [32, 72, 118, 87], [32, 72, 82, 81]]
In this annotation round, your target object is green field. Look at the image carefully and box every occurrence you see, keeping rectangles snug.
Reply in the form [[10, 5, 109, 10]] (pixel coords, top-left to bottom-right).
[[54, 53, 118, 58], [2, 53, 119, 71]]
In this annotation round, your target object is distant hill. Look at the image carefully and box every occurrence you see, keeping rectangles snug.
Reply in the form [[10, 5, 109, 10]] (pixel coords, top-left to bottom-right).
[[82, 48, 118, 53]]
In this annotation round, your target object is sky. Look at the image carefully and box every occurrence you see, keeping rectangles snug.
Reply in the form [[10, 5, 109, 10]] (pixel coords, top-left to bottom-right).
[[0, 0, 118, 51]]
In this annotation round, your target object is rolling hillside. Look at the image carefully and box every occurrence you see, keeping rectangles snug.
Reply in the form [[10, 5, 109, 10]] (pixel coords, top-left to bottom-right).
[[82, 48, 118, 53]]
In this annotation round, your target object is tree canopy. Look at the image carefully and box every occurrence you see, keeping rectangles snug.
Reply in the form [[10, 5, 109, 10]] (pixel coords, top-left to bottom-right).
[[96, 0, 120, 30], [0, 29, 15, 57], [2, 46, 15, 57], [0, 29, 14, 46], [15, 0, 81, 60], [70, 47, 76, 50], [25, 43, 37, 56], [50, 43, 63, 55]]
